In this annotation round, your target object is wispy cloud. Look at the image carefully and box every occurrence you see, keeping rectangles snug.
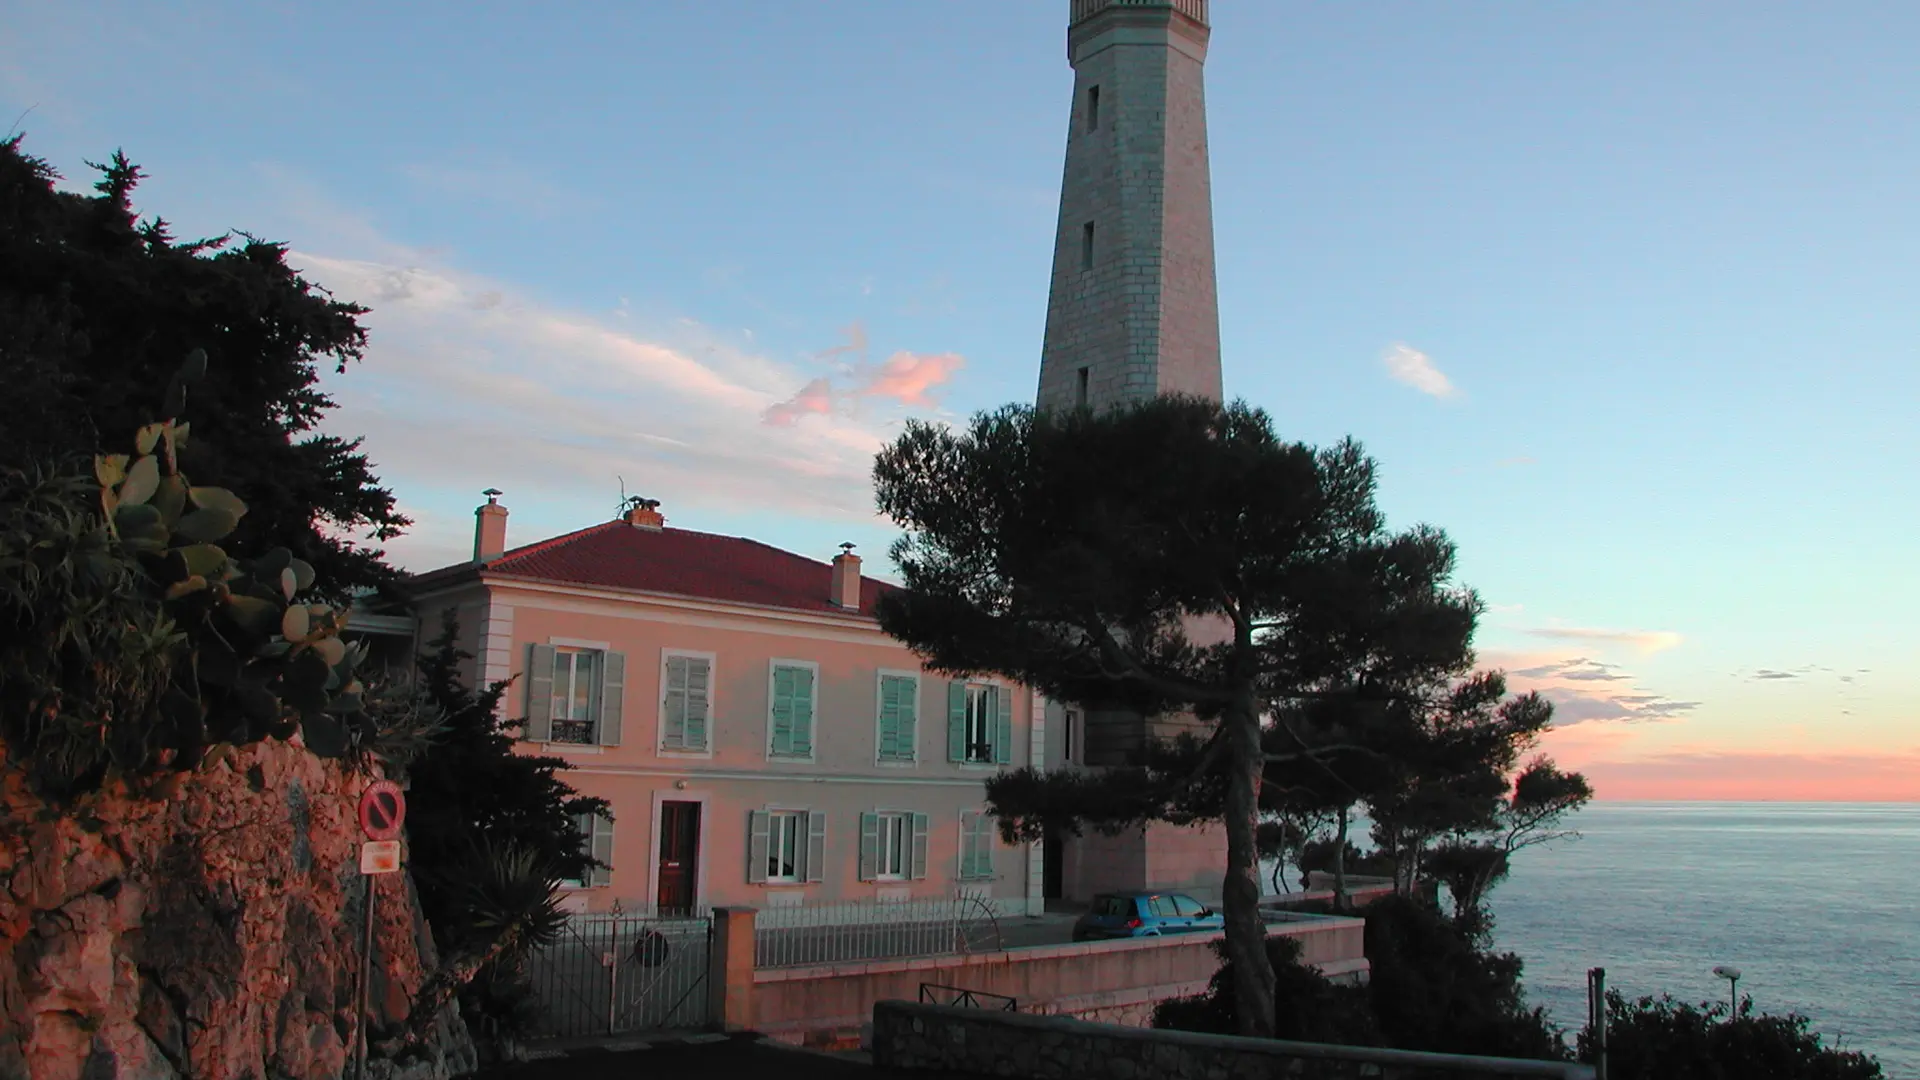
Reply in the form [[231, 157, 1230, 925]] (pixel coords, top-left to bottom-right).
[[290, 250, 959, 570], [762, 320, 964, 425], [1527, 626, 1683, 654], [1512, 657, 1633, 683], [1751, 669, 1799, 681], [1381, 342, 1457, 399], [1489, 648, 1699, 730]]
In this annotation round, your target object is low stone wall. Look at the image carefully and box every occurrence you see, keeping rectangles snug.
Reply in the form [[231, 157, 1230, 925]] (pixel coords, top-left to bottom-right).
[[872, 1001, 1596, 1080], [750, 913, 1366, 1042]]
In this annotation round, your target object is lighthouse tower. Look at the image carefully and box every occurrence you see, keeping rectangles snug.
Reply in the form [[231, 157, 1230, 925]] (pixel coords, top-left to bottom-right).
[[1036, 0, 1231, 906], [1036, 0, 1222, 412]]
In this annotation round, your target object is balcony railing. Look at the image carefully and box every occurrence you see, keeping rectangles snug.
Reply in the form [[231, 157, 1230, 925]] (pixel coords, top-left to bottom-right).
[[1070, 0, 1208, 26]]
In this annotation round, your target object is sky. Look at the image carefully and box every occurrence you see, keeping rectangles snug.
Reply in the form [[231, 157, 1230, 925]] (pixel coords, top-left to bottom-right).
[[7, 1, 1917, 800]]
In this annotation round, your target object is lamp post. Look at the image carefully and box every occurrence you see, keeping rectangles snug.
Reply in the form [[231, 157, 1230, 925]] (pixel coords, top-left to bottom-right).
[[1712, 965, 1742, 1018]]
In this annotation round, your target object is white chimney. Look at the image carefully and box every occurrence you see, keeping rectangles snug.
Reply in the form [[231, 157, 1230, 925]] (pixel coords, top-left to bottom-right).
[[474, 489, 508, 562], [830, 543, 862, 610]]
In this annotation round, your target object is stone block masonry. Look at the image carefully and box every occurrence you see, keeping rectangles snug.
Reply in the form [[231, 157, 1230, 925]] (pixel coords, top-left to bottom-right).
[[1037, 0, 1222, 413], [872, 1001, 1596, 1080]]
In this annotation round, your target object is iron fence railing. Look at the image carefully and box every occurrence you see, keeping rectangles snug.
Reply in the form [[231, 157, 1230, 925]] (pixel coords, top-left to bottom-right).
[[920, 983, 1018, 1012], [523, 912, 711, 1038], [754, 895, 1004, 969], [1070, 0, 1208, 25]]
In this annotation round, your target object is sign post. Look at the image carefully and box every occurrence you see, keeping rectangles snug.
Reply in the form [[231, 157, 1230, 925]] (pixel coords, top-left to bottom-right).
[[354, 780, 407, 1080]]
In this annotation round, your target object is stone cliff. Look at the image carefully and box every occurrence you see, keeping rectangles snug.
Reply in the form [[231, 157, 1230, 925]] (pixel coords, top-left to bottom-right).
[[0, 739, 476, 1080]]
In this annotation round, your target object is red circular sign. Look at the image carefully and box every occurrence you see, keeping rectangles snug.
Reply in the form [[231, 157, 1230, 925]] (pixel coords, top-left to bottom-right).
[[358, 780, 407, 841]]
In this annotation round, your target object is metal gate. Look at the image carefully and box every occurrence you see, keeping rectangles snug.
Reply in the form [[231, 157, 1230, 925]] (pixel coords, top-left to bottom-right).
[[524, 912, 712, 1037]]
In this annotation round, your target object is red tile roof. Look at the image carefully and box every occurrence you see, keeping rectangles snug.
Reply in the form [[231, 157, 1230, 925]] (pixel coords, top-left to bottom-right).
[[420, 520, 889, 617]]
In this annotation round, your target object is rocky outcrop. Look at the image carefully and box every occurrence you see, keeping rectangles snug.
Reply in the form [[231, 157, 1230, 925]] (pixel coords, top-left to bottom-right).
[[0, 740, 476, 1080]]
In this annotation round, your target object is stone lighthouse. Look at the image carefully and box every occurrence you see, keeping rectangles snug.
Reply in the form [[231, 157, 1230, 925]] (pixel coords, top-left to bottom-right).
[[1036, 0, 1222, 413], [1036, 0, 1231, 905]]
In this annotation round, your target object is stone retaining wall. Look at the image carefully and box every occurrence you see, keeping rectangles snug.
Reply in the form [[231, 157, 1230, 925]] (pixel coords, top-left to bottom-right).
[[748, 912, 1366, 1043], [872, 1001, 1595, 1080]]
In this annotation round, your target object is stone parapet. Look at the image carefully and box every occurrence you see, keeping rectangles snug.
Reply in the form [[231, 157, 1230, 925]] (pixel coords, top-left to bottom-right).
[[872, 1000, 1596, 1080]]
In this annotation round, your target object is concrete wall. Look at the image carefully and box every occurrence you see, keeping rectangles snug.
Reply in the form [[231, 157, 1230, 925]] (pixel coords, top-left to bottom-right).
[[747, 914, 1366, 1041], [415, 579, 1039, 916], [871, 1001, 1596, 1080]]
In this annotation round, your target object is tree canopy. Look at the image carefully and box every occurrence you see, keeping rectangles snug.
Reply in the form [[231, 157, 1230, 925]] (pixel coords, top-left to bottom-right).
[[0, 136, 405, 599], [873, 396, 1484, 1037]]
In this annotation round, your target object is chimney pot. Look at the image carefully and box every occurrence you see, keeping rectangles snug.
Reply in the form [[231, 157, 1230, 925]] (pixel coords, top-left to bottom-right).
[[474, 492, 509, 562], [830, 543, 862, 610], [623, 497, 665, 531]]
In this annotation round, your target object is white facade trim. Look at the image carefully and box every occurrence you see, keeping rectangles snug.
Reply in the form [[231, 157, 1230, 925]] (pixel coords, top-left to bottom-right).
[[413, 576, 903, 646]]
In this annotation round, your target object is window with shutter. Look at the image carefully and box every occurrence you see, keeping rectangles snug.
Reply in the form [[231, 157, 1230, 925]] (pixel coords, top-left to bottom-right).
[[960, 684, 1002, 764], [589, 814, 614, 887], [559, 811, 594, 887], [994, 685, 1014, 765], [768, 661, 816, 759], [947, 681, 968, 762], [877, 673, 918, 763], [747, 810, 771, 884], [859, 812, 880, 881], [959, 811, 996, 880], [805, 811, 827, 883], [598, 650, 625, 746], [871, 811, 911, 880], [910, 812, 930, 880], [549, 648, 601, 744], [661, 652, 713, 752], [525, 644, 557, 743], [764, 810, 806, 883]]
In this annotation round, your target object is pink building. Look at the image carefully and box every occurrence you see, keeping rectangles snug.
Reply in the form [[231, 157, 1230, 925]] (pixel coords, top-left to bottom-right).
[[405, 496, 1042, 917]]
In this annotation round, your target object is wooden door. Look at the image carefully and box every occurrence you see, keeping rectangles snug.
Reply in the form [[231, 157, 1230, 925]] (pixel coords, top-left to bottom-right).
[[656, 801, 701, 914]]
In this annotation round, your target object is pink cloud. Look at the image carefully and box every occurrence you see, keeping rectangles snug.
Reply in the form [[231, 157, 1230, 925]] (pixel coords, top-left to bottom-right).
[[862, 350, 964, 407], [759, 343, 965, 427], [761, 377, 835, 427], [1575, 748, 1920, 802]]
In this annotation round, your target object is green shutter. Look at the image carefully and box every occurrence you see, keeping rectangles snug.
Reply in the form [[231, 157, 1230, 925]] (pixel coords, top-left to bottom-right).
[[589, 813, 614, 887], [805, 811, 827, 883], [770, 665, 794, 753], [597, 650, 625, 746], [910, 813, 930, 880], [879, 675, 916, 762], [664, 656, 688, 748], [947, 681, 968, 762], [791, 666, 814, 756], [876, 678, 896, 760], [526, 644, 556, 742], [684, 657, 710, 749], [859, 812, 879, 881], [747, 810, 770, 884], [994, 685, 1015, 765]]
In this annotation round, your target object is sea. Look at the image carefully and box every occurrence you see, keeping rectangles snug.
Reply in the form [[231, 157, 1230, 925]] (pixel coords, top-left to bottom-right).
[[1487, 802, 1920, 1077]]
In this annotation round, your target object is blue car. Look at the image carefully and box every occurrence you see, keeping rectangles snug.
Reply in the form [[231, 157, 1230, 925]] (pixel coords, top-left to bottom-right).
[[1071, 892, 1224, 941]]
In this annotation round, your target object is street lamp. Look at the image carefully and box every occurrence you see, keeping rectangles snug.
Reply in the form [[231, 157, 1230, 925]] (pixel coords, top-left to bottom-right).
[[1711, 965, 1742, 1018]]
